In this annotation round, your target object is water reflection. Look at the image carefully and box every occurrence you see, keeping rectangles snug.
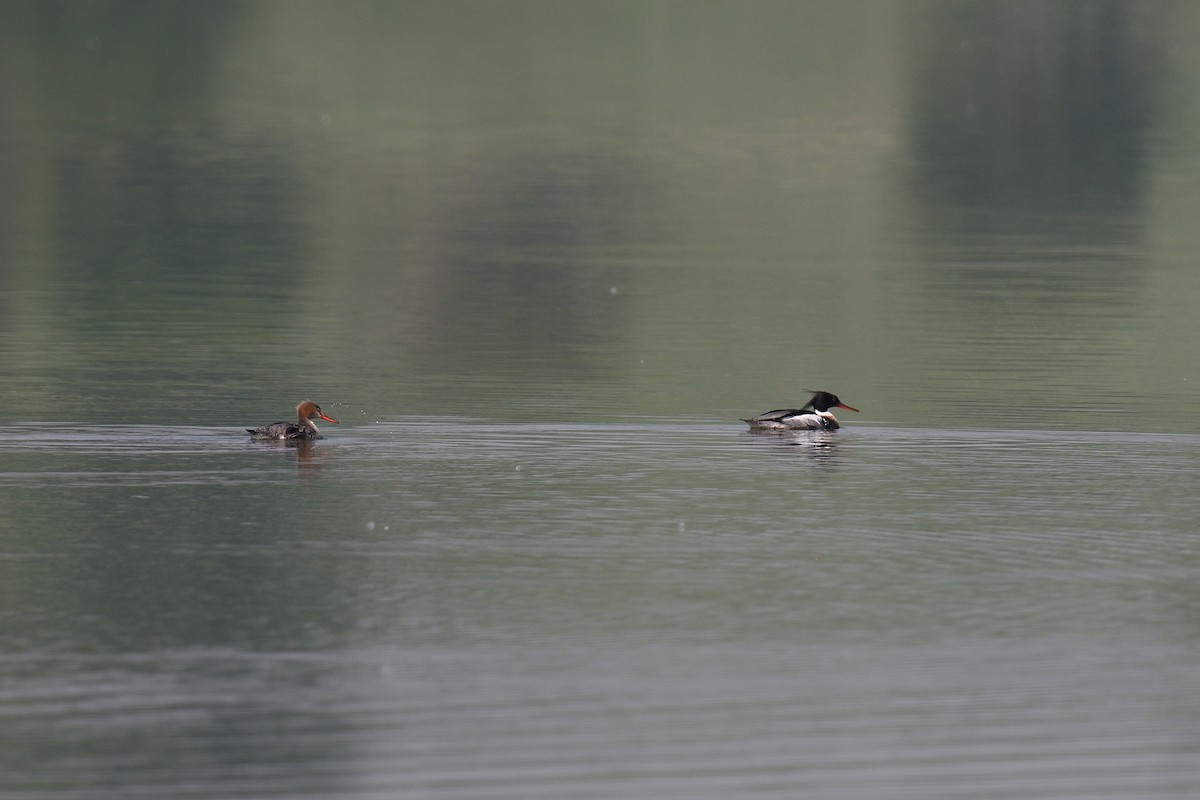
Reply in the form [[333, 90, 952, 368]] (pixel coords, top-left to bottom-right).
[[249, 438, 338, 477], [743, 427, 842, 463], [906, 1, 1165, 211], [882, 2, 1174, 426]]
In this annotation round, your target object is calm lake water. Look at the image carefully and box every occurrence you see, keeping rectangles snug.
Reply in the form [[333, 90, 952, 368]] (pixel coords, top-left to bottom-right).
[[2, 3, 1200, 798]]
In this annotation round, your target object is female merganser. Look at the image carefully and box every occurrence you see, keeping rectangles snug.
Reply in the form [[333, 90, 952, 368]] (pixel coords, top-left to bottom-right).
[[744, 391, 859, 431], [248, 401, 340, 440]]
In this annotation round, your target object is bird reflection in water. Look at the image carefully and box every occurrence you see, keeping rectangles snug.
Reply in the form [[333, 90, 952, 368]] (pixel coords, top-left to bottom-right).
[[746, 428, 841, 463], [292, 439, 336, 477], [254, 438, 336, 478]]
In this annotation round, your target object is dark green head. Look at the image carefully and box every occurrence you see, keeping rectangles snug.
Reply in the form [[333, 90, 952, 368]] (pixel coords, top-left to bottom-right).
[[806, 391, 859, 413]]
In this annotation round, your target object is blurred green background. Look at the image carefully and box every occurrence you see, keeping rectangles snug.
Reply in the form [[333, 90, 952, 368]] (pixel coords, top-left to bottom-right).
[[1, 1, 1197, 430]]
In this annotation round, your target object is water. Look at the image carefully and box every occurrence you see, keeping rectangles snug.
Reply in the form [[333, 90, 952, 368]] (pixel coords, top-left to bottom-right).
[[2, 2, 1200, 798], [2, 422, 1197, 798]]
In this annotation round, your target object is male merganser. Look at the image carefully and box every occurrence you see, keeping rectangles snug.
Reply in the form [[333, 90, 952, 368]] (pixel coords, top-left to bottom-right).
[[248, 401, 340, 440], [743, 391, 859, 431]]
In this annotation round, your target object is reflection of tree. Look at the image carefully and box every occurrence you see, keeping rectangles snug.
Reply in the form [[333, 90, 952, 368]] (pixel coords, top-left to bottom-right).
[[0, 2, 314, 421], [888, 3, 1172, 426], [906, 2, 1167, 210], [410, 144, 645, 382]]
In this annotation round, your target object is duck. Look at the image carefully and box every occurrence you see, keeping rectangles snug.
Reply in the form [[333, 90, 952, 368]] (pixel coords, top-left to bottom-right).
[[248, 401, 340, 440], [743, 391, 859, 431]]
